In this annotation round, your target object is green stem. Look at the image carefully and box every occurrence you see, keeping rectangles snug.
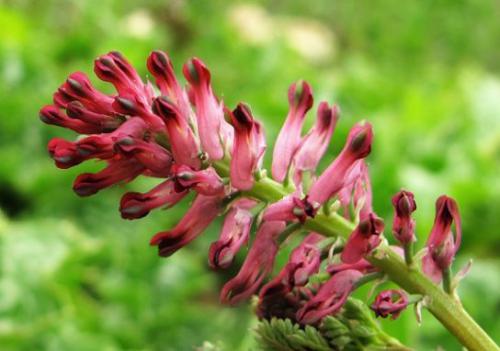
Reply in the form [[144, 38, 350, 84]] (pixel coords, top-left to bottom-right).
[[213, 162, 499, 351], [403, 242, 414, 266], [442, 267, 452, 294]]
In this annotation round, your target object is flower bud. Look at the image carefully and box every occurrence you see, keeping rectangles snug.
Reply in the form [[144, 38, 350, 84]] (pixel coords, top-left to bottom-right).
[[371, 289, 409, 319], [391, 190, 417, 245], [422, 195, 461, 283]]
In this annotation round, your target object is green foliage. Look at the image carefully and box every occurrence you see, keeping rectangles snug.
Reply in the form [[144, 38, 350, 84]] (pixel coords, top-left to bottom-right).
[[254, 298, 408, 351]]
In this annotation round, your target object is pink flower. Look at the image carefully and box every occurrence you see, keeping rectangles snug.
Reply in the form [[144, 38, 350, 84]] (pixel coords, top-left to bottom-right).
[[73, 159, 144, 197], [150, 194, 222, 257], [220, 221, 285, 305], [371, 289, 409, 319], [272, 81, 313, 182], [293, 102, 339, 177], [279, 233, 323, 287], [40, 104, 105, 134], [308, 122, 373, 205], [296, 269, 363, 324], [327, 258, 375, 275], [208, 199, 257, 269], [152, 96, 201, 169], [391, 190, 417, 245], [94, 51, 151, 100], [115, 138, 172, 177], [338, 160, 372, 219], [147, 51, 192, 122], [229, 103, 266, 190], [422, 195, 462, 283], [173, 164, 225, 196], [52, 72, 114, 114], [263, 194, 318, 223], [48, 138, 84, 169], [341, 213, 384, 264], [120, 179, 188, 219], [183, 58, 232, 160]]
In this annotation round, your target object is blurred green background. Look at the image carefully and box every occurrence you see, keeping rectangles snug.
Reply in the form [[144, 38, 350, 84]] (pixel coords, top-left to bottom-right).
[[0, 0, 499, 350]]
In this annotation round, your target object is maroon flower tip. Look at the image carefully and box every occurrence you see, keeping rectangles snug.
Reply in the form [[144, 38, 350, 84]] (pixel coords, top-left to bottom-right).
[[114, 96, 137, 113], [47, 138, 82, 169], [348, 123, 373, 158], [392, 190, 416, 217], [435, 195, 458, 222], [147, 50, 171, 75], [152, 96, 176, 118], [232, 103, 254, 129], [183, 57, 210, 86], [288, 80, 313, 112], [359, 213, 384, 236], [371, 289, 409, 319], [73, 174, 99, 197], [39, 105, 62, 124], [119, 192, 150, 219]]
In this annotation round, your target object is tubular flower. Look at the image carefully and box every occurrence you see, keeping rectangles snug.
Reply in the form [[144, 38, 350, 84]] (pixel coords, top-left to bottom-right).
[[338, 160, 372, 219], [272, 81, 313, 182], [422, 195, 462, 283], [308, 122, 373, 206], [150, 194, 223, 257], [172, 164, 224, 196], [147, 51, 192, 122], [220, 221, 285, 305], [120, 179, 187, 219], [208, 199, 257, 269], [152, 96, 201, 169], [371, 289, 409, 319], [229, 103, 266, 190], [277, 233, 323, 287], [73, 159, 144, 197], [183, 58, 233, 160], [296, 269, 363, 324], [391, 190, 417, 245], [341, 213, 384, 264], [263, 194, 318, 223], [293, 102, 339, 178]]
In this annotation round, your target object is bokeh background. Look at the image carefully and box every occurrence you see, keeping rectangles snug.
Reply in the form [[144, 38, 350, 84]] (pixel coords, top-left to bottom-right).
[[0, 0, 499, 350]]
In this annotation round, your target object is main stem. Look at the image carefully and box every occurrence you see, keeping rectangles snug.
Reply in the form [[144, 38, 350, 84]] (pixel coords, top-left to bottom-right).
[[213, 162, 499, 351]]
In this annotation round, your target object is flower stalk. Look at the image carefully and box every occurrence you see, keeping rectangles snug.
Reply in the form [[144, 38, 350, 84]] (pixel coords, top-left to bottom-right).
[[215, 163, 498, 351]]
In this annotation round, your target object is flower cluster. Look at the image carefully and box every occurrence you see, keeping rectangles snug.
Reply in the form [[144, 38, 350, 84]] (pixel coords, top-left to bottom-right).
[[41, 51, 463, 325]]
